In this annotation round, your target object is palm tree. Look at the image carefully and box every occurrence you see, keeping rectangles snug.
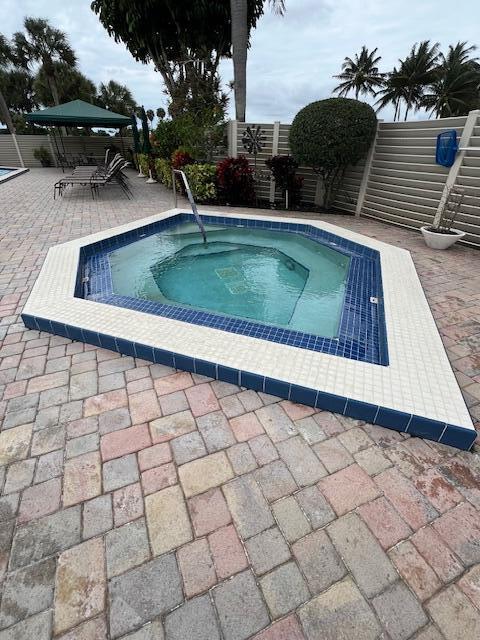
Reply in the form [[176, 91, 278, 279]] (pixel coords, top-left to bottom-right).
[[374, 68, 408, 121], [0, 34, 25, 166], [230, 0, 285, 122], [97, 80, 136, 116], [422, 42, 480, 117], [0, 35, 16, 135], [333, 46, 384, 99], [397, 40, 440, 120], [13, 17, 76, 106], [34, 62, 96, 107]]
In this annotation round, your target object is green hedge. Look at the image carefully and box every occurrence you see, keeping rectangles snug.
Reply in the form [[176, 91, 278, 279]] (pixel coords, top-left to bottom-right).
[[136, 153, 149, 175], [184, 163, 217, 202], [155, 158, 173, 188], [289, 98, 377, 208]]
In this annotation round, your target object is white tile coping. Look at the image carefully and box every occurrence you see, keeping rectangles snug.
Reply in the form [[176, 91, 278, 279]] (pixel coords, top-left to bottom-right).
[[23, 207, 474, 439], [0, 166, 29, 184]]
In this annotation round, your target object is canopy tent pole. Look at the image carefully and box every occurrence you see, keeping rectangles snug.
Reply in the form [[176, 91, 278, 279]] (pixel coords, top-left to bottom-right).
[[50, 129, 64, 173], [119, 128, 126, 156], [59, 128, 68, 166]]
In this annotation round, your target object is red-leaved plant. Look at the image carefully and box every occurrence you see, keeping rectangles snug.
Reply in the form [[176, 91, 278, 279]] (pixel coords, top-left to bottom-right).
[[171, 149, 194, 170], [216, 156, 255, 205]]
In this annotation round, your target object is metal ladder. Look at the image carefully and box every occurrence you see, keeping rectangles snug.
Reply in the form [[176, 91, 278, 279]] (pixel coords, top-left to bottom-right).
[[172, 169, 207, 244]]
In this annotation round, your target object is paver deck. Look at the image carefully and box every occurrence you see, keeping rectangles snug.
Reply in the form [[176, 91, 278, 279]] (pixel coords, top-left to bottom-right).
[[0, 168, 479, 639]]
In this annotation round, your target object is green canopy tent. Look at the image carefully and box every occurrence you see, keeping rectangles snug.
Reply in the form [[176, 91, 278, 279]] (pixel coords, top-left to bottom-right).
[[25, 99, 132, 169]]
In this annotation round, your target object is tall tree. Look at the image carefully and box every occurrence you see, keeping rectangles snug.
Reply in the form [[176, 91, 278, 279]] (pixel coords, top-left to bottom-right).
[[0, 35, 18, 134], [374, 68, 408, 121], [230, 1, 248, 122], [422, 42, 480, 117], [13, 17, 76, 106], [97, 80, 136, 115], [230, 0, 284, 121], [333, 46, 384, 99], [0, 34, 25, 165], [0, 67, 37, 115], [92, 1, 266, 120], [34, 62, 96, 106], [396, 40, 440, 120]]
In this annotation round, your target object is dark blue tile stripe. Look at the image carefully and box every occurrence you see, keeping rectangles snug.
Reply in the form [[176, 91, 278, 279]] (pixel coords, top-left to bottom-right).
[[20, 311, 476, 451], [78, 213, 388, 366]]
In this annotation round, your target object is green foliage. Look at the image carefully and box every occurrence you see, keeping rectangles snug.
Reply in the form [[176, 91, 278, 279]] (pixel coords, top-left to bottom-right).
[[33, 145, 52, 166], [336, 41, 480, 121], [422, 43, 480, 117], [290, 98, 377, 208], [154, 157, 172, 188], [91, 1, 268, 123], [34, 62, 96, 107], [152, 114, 226, 162], [136, 153, 149, 175], [13, 17, 76, 105], [11, 113, 46, 134], [152, 119, 182, 159], [333, 47, 384, 99], [183, 163, 217, 202], [0, 68, 37, 114], [98, 80, 136, 115]]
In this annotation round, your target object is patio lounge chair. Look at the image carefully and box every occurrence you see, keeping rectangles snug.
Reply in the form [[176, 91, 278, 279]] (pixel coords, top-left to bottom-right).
[[69, 152, 122, 177], [53, 157, 131, 199]]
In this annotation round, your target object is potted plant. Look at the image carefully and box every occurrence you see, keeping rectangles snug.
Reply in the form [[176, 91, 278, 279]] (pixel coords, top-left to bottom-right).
[[421, 186, 466, 249], [33, 146, 53, 167]]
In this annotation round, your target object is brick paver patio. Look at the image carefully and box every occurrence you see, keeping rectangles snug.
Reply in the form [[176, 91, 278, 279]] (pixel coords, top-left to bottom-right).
[[1, 169, 480, 639]]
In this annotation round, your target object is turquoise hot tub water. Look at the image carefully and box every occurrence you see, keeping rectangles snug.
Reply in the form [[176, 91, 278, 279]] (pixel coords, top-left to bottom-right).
[[0, 168, 14, 177], [109, 222, 350, 338]]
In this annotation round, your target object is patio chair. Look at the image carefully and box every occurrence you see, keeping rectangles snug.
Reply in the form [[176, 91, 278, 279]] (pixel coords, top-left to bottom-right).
[[90, 160, 132, 199], [54, 155, 123, 198], [54, 158, 131, 199], [71, 153, 122, 177]]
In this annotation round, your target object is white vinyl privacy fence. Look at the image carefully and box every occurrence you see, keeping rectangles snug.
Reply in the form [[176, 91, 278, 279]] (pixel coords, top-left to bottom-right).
[[360, 112, 480, 248], [228, 111, 480, 248], [228, 120, 365, 214], [0, 134, 134, 168]]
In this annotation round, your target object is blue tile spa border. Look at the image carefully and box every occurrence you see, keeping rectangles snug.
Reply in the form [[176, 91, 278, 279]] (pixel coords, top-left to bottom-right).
[[20, 312, 477, 451], [76, 213, 389, 366]]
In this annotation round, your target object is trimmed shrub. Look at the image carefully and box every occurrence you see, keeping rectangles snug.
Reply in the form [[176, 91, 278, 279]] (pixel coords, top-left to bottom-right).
[[184, 163, 217, 202], [216, 156, 255, 205], [136, 153, 149, 175], [154, 158, 173, 188], [289, 98, 377, 208]]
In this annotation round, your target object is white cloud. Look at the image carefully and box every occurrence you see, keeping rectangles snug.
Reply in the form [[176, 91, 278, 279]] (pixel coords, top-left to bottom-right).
[[3, 0, 480, 123]]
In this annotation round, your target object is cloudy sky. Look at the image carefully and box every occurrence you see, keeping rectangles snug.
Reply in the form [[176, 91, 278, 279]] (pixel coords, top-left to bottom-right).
[[3, 0, 480, 123]]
